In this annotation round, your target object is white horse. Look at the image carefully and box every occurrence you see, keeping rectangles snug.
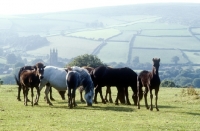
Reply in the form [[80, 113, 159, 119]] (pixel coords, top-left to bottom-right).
[[67, 66, 94, 108], [35, 66, 94, 107]]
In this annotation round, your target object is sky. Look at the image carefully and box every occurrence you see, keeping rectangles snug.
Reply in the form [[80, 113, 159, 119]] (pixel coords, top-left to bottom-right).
[[0, 0, 199, 15]]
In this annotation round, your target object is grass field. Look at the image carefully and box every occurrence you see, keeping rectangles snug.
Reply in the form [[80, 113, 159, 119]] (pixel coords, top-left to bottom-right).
[[140, 29, 192, 36], [97, 42, 129, 63], [131, 49, 188, 64], [134, 36, 200, 50], [0, 85, 200, 131], [27, 36, 101, 59]]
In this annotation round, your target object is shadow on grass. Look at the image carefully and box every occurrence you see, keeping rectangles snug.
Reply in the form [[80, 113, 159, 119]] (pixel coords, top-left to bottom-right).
[[184, 112, 200, 116]]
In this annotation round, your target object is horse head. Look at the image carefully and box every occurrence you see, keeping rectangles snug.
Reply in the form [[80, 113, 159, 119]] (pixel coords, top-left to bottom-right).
[[34, 62, 45, 80], [152, 58, 160, 75], [84, 79, 94, 106]]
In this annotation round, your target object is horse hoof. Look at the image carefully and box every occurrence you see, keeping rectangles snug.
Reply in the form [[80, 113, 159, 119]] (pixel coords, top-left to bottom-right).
[[115, 103, 119, 105], [138, 107, 140, 109], [127, 102, 131, 105], [34, 102, 38, 105], [80, 99, 85, 103], [87, 103, 92, 106], [156, 108, 159, 111], [48, 103, 53, 106], [109, 99, 113, 103], [50, 98, 55, 101], [17, 98, 21, 101], [102, 101, 106, 104]]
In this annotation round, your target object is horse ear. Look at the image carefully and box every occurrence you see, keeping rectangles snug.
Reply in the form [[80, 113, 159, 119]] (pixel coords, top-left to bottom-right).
[[152, 58, 154, 61], [43, 66, 46, 68], [158, 58, 160, 62]]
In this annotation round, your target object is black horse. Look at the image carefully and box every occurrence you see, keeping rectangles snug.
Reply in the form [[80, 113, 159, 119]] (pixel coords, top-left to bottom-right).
[[90, 66, 143, 105]]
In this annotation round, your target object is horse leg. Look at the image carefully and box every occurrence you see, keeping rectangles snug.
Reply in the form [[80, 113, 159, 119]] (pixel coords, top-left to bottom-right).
[[137, 84, 140, 109], [44, 86, 52, 105], [49, 86, 55, 101], [155, 88, 159, 111], [144, 87, 149, 109], [17, 85, 21, 101], [105, 86, 113, 103], [68, 88, 72, 108], [99, 87, 106, 104], [23, 86, 26, 106], [124, 87, 131, 105], [104, 86, 109, 102], [80, 89, 85, 103], [34, 87, 40, 105], [31, 88, 34, 106], [25, 87, 29, 106], [93, 86, 99, 104], [149, 89, 153, 111], [72, 88, 77, 108], [115, 87, 119, 105]]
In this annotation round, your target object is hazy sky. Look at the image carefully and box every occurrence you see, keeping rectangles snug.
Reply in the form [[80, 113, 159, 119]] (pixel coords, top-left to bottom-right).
[[0, 0, 199, 15]]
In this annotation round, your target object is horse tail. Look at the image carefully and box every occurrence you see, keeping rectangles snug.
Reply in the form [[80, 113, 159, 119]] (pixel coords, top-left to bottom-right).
[[137, 75, 143, 101], [15, 75, 20, 86]]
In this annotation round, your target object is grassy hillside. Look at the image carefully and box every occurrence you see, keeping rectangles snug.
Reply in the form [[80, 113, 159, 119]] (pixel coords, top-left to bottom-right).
[[1, 3, 200, 65], [0, 85, 200, 130]]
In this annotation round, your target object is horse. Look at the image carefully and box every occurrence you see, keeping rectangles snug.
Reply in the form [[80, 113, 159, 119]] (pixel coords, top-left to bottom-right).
[[67, 66, 94, 108], [15, 64, 66, 102], [19, 67, 42, 106], [35, 66, 68, 106], [81, 66, 113, 103], [90, 66, 143, 105], [138, 58, 161, 111]]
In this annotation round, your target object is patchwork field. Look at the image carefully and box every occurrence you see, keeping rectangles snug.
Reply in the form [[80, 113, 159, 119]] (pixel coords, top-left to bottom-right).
[[131, 49, 188, 64], [97, 41, 129, 63], [27, 36, 101, 59], [0, 85, 200, 131], [133, 36, 200, 50]]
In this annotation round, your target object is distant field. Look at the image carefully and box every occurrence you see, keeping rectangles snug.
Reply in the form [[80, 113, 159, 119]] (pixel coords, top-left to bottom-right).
[[27, 36, 101, 59], [134, 36, 200, 50], [131, 49, 188, 64], [66, 28, 121, 40], [97, 42, 129, 63], [116, 22, 187, 30], [191, 28, 200, 34], [183, 51, 200, 64], [108, 31, 137, 41], [140, 29, 192, 36], [0, 57, 6, 64]]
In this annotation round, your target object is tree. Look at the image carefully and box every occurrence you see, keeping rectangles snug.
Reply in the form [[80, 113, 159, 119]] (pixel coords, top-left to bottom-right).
[[6, 53, 17, 64], [161, 80, 176, 87], [66, 54, 105, 68], [171, 56, 180, 64], [14, 62, 25, 68]]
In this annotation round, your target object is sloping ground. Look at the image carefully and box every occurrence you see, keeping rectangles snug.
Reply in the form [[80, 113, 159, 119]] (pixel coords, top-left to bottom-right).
[[27, 36, 101, 59]]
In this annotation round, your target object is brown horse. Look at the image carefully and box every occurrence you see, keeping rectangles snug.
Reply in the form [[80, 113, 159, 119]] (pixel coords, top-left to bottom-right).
[[138, 58, 161, 111], [19, 67, 43, 106]]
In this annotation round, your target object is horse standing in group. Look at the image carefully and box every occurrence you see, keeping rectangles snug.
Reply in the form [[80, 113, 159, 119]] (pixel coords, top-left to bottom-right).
[[15, 63, 65, 102], [35, 66, 94, 108], [90, 65, 143, 105], [19, 66, 44, 106], [81, 66, 113, 103], [67, 66, 94, 108], [138, 58, 161, 111]]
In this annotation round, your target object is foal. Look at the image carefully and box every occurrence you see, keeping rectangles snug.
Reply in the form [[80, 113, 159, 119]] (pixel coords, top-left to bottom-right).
[[138, 58, 161, 111], [20, 68, 42, 106]]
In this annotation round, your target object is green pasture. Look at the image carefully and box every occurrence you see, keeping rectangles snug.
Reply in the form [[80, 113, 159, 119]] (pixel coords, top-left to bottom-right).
[[0, 85, 200, 131], [97, 42, 129, 63], [116, 22, 187, 31], [0, 57, 6, 64], [111, 15, 159, 23], [131, 49, 188, 64], [108, 31, 137, 41], [43, 13, 125, 26], [191, 28, 200, 34], [66, 28, 121, 40], [140, 29, 192, 36], [134, 36, 200, 50], [183, 51, 200, 64], [27, 36, 101, 59]]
